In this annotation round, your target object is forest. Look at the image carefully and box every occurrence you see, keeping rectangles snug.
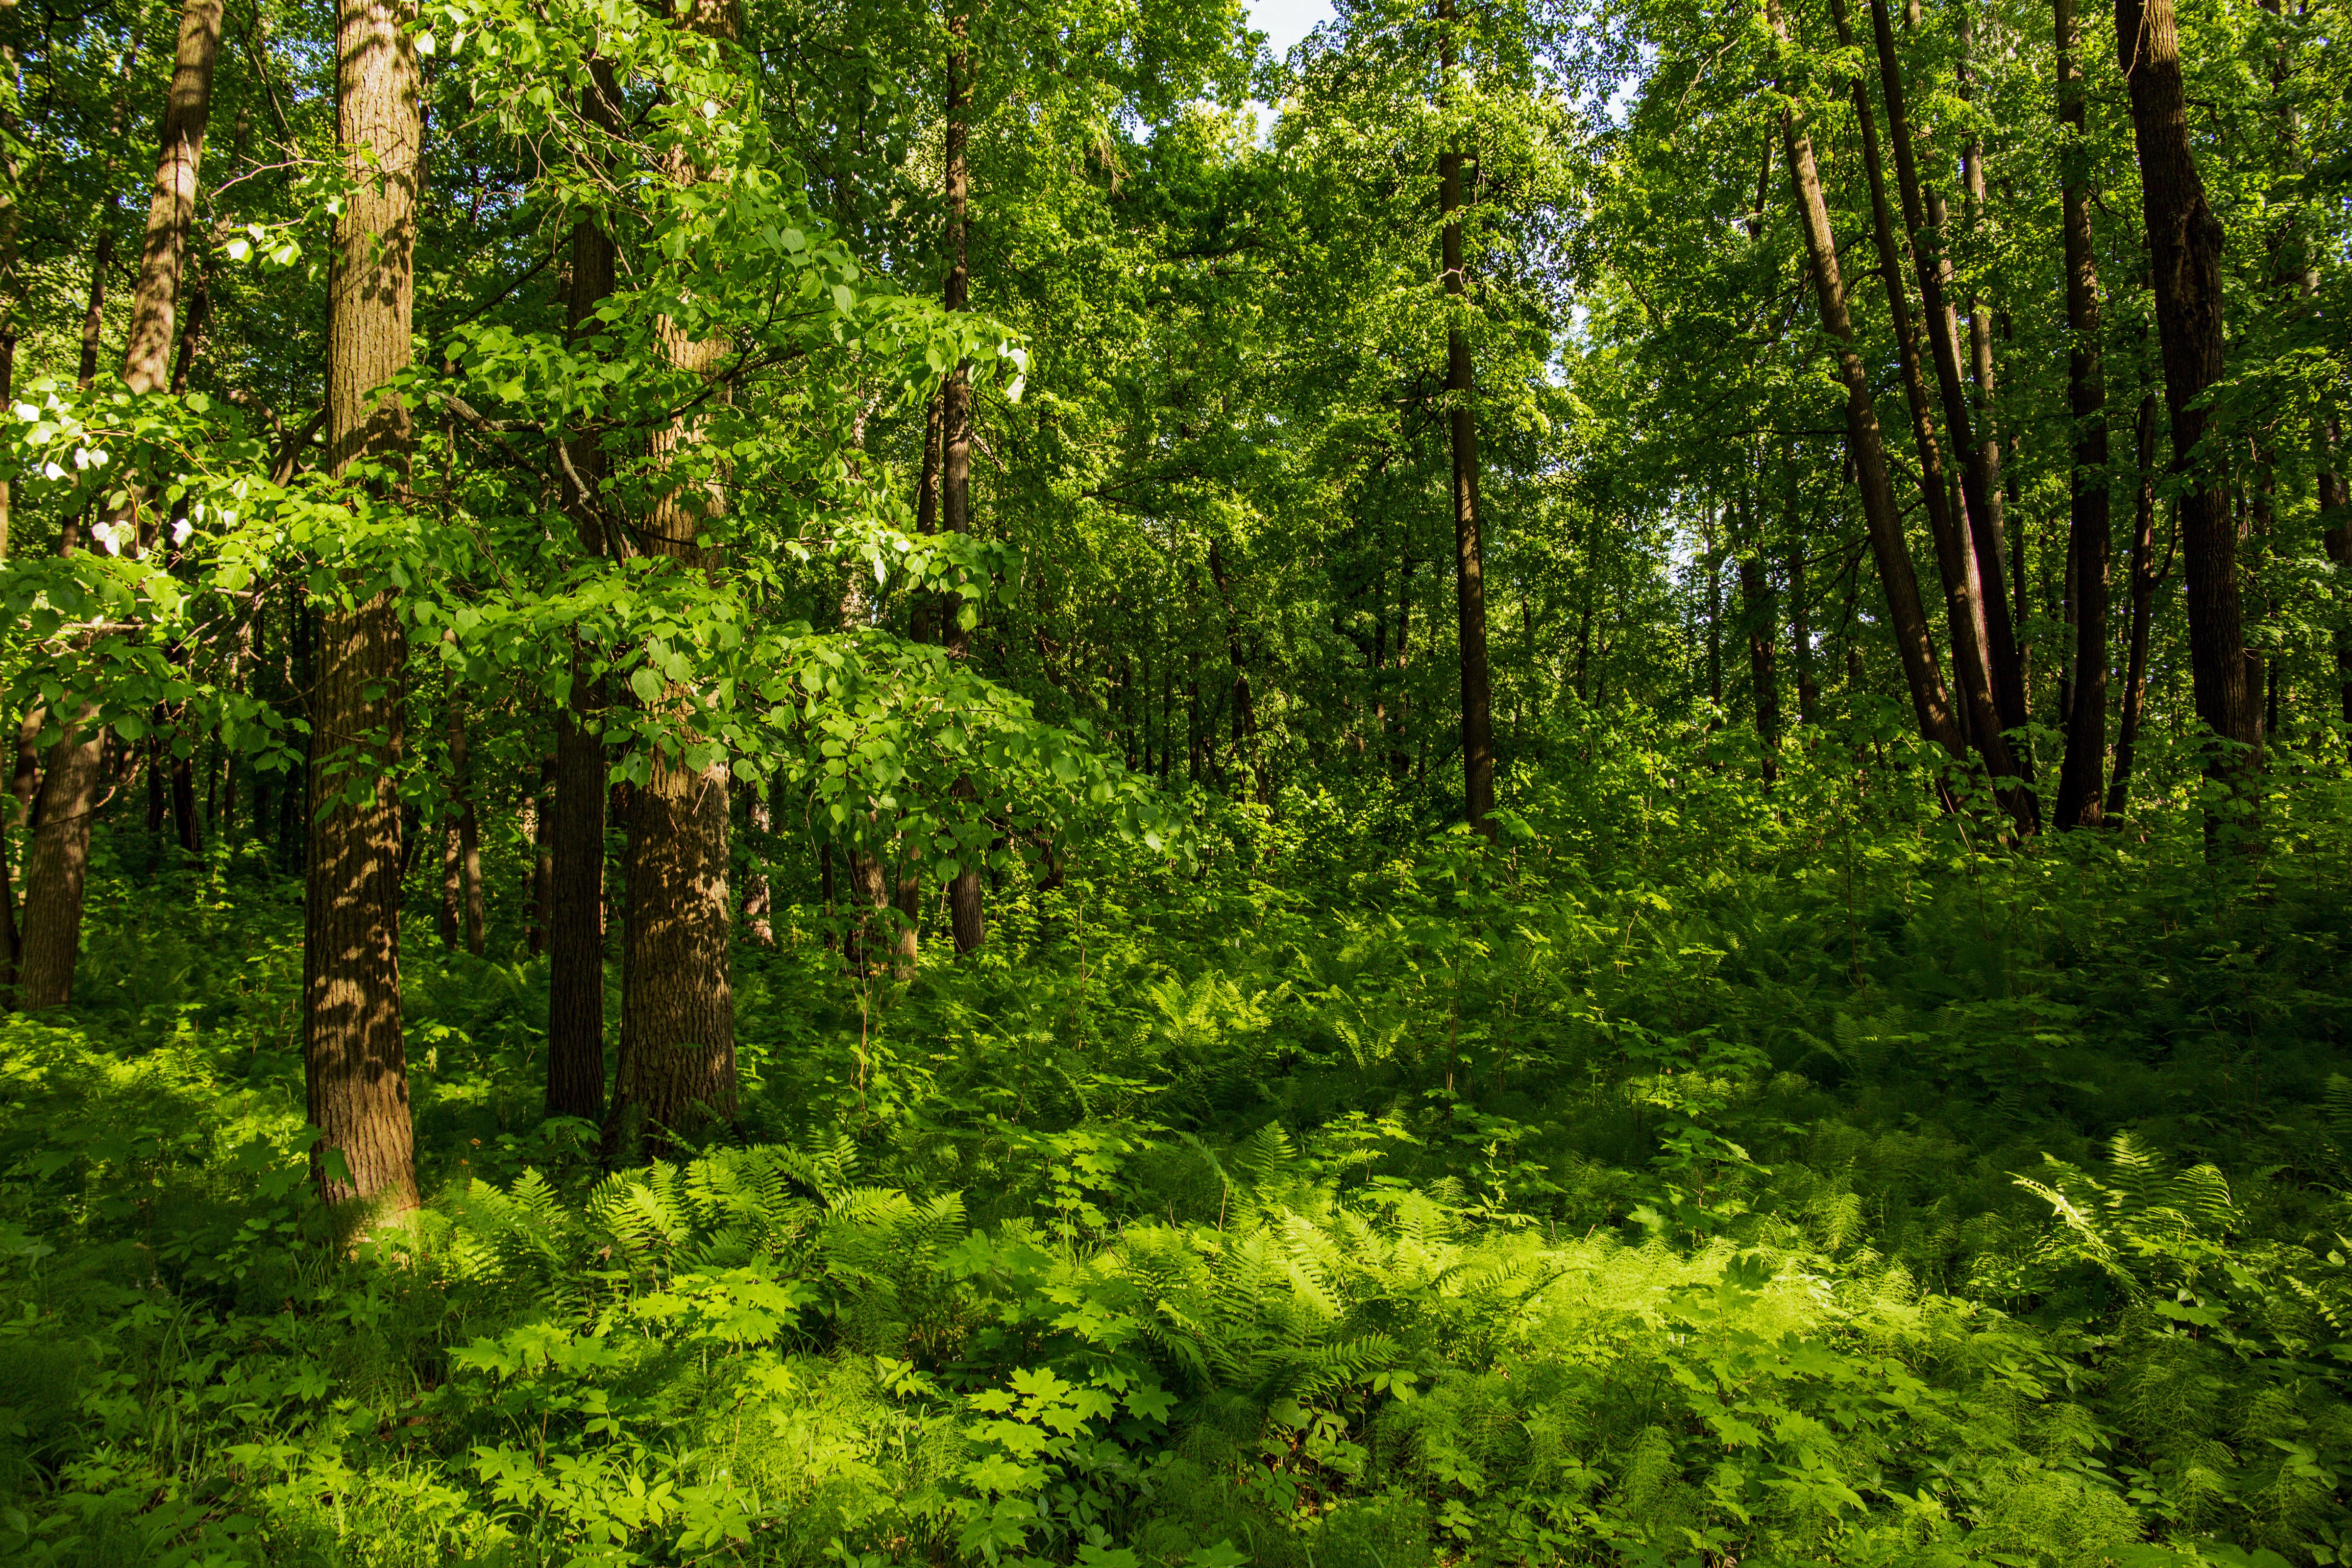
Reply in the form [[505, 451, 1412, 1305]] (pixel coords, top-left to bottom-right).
[[0, 0, 2347, 1556]]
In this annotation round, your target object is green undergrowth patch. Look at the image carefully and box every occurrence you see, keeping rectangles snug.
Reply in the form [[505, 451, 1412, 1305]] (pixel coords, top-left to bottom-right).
[[1, 741, 2350, 1566]]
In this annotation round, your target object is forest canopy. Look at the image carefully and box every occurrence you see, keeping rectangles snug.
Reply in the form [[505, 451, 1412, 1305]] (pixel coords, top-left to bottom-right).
[[0, 0, 2347, 1559]]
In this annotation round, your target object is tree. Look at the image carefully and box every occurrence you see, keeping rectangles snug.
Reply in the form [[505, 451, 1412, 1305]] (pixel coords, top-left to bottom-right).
[[304, 0, 420, 1219]]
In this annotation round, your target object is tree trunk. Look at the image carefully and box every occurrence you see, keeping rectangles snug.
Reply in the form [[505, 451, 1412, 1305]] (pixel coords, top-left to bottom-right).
[[1770, 0, 1969, 768], [941, 7, 985, 953], [1833, 0, 2021, 823], [18, 4, 227, 1004], [740, 779, 773, 945], [1867, 0, 2031, 761], [606, 0, 742, 1164], [2053, 0, 2112, 828], [14, 712, 105, 1008], [1207, 540, 1265, 804], [451, 709, 483, 955], [2116, 0, 2254, 818], [304, 0, 420, 1221], [546, 59, 622, 1123], [121, 0, 226, 396], [2105, 393, 2164, 819], [1438, 4, 1494, 838]]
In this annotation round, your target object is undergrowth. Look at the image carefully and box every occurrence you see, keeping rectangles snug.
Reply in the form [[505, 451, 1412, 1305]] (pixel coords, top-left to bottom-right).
[[1, 717, 2349, 1567]]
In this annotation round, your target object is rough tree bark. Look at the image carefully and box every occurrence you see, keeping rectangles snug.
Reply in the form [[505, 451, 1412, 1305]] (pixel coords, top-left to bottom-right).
[[604, 0, 743, 1164], [546, 58, 623, 1124], [2052, 0, 2112, 828], [304, 0, 420, 1220], [2117, 0, 2254, 820]]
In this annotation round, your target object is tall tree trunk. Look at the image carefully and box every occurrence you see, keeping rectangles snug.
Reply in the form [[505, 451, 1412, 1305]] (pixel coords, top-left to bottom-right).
[[121, 0, 226, 396], [1867, 0, 2032, 762], [17, 6, 226, 1006], [1392, 535, 1414, 776], [1834, 0, 2021, 822], [2116, 0, 2254, 819], [1771, 0, 1969, 768], [606, 0, 743, 1164], [1438, 1, 1494, 837], [740, 780, 773, 945], [546, 58, 622, 1123], [942, 5, 984, 954], [2053, 0, 2112, 828], [2105, 393, 2165, 819], [1954, 0, 2022, 733], [304, 0, 420, 1220]]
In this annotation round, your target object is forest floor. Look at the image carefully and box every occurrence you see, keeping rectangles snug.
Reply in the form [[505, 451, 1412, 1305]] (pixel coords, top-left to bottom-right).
[[1, 738, 2349, 1568]]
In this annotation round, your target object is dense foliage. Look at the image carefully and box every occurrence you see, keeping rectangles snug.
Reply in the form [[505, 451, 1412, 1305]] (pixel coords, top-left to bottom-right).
[[0, 0, 2346, 1558]]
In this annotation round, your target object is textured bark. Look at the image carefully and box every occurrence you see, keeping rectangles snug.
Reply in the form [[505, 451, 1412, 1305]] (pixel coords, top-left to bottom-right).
[[546, 695, 606, 1120], [941, 6, 984, 952], [2322, 425, 2351, 735], [891, 848, 920, 981], [2117, 0, 2253, 810], [546, 58, 622, 1120], [2053, 0, 2112, 829], [15, 712, 105, 1008], [1770, 0, 1968, 767], [121, 0, 226, 395], [1867, 0, 2030, 753], [304, 0, 419, 1220], [2105, 394, 2165, 819], [1438, 1, 1494, 838], [605, 0, 742, 1164]]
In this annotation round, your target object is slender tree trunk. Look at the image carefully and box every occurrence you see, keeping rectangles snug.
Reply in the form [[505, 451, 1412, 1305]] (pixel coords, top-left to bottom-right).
[[941, 7, 984, 954], [1954, 0, 2022, 734], [546, 59, 622, 1122], [2116, 0, 2253, 819], [2053, 0, 2112, 827], [2105, 393, 2165, 819], [891, 845, 920, 981], [1834, 0, 2021, 821], [304, 0, 420, 1220], [1392, 536, 1414, 777], [77, 228, 113, 391], [121, 0, 226, 396], [1771, 0, 1969, 768], [1207, 540, 1265, 804], [1868, 0, 2032, 760], [18, 5, 227, 1005], [1438, 3, 1494, 837], [740, 780, 773, 945]]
